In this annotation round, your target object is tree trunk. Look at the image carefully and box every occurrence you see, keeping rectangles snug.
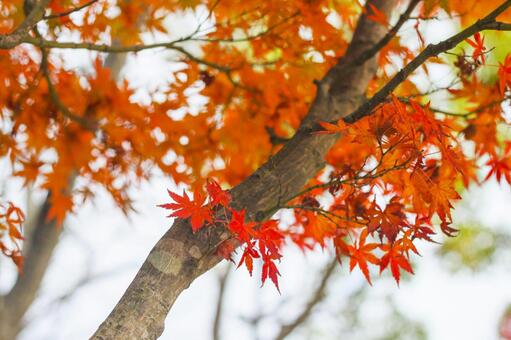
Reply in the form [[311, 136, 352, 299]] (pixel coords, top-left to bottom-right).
[[0, 43, 127, 340], [91, 1, 397, 338]]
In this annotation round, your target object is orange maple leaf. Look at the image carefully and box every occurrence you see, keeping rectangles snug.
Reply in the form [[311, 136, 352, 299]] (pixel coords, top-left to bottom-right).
[[348, 229, 379, 285], [316, 120, 349, 135], [380, 242, 414, 285], [47, 193, 74, 226]]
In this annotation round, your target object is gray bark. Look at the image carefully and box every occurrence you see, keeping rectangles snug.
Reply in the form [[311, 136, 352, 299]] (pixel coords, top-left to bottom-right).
[[91, 1, 397, 339]]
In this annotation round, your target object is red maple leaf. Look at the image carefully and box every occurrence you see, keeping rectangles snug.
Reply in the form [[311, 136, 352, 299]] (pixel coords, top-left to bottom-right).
[[228, 209, 256, 243], [366, 3, 388, 27], [466, 32, 486, 64], [498, 54, 511, 95], [238, 245, 259, 276], [206, 179, 231, 207], [380, 242, 414, 285], [485, 156, 511, 184], [256, 219, 284, 254], [410, 216, 436, 242], [216, 238, 238, 262], [159, 189, 212, 232], [261, 258, 281, 292]]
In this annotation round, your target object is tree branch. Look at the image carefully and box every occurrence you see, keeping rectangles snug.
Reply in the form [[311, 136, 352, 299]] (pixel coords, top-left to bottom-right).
[[212, 266, 231, 340], [15, 37, 240, 73], [91, 1, 399, 339], [343, 2, 511, 125], [93, 1, 511, 339], [355, 0, 421, 66], [43, 0, 99, 20], [40, 47, 97, 130], [2, 194, 61, 339], [274, 258, 337, 340], [0, 0, 50, 49], [0, 6, 129, 339]]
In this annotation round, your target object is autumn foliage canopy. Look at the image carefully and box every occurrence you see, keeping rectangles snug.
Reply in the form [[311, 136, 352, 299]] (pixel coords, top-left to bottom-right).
[[2, 0, 511, 289]]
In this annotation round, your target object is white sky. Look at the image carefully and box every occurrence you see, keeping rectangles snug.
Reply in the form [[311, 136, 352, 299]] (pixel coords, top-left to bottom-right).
[[4, 176, 510, 340], [1, 5, 511, 340]]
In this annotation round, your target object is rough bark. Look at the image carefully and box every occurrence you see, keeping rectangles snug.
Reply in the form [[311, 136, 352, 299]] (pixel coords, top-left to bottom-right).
[[91, 1, 397, 339]]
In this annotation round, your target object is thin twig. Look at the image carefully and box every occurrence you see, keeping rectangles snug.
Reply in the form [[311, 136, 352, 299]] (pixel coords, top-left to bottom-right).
[[342, 10, 511, 125], [43, 0, 99, 19], [191, 11, 300, 44], [40, 48, 96, 130], [280, 205, 365, 226], [402, 97, 509, 118], [355, 0, 421, 66]]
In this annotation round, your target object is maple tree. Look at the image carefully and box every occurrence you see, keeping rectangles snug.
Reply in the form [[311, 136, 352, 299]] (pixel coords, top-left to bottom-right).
[[2, 0, 511, 338]]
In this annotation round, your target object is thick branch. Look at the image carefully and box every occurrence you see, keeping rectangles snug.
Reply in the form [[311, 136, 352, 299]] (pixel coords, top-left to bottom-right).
[[2, 195, 61, 339], [91, 1, 511, 339], [343, 2, 511, 124], [355, 0, 421, 66], [91, 1, 398, 339]]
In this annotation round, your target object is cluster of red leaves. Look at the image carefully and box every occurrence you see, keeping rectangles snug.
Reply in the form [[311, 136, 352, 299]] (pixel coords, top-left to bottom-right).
[[160, 51, 511, 285], [344, 229, 414, 285], [0, 0, 365, 225], [159, 180, 285, 290], [0, 201, 25, 271], [296, 53, 511, 283], [295, 94, 476, 284], [159, 88, 498, 286], [3, 0, 511, 288]]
